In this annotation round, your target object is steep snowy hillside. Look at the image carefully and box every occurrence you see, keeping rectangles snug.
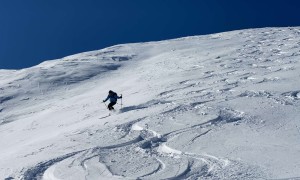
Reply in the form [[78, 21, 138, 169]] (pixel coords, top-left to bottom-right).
[[1, 27, 300, 180]]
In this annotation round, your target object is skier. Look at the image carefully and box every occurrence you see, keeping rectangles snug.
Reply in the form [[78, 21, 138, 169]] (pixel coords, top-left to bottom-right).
[[103, 90, 122, 110]]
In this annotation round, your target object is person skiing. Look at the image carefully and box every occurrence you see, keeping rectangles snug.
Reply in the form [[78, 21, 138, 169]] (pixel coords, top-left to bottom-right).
[[103, 90, 122, 110]]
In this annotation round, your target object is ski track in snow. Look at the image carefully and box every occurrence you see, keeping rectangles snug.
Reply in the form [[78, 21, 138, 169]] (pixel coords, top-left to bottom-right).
[[1, 27, 300, 179]]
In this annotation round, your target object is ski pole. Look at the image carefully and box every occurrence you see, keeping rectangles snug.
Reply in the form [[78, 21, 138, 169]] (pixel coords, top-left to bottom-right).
[[121, 94, 123, 109], [103, 102, 108, 109]]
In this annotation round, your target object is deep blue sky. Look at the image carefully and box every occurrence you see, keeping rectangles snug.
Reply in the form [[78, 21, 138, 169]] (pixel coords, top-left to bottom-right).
[[1, 0, 300, 69]]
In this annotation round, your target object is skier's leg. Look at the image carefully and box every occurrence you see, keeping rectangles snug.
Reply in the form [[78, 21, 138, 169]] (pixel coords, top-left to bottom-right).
[[108, 102, 117, 111], [111, 102, 116, 110], [108, 102, 113, 110]]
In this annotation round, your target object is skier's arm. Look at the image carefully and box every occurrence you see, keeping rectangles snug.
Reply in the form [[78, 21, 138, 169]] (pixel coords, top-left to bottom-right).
[[103, 96, 109, 102], [117, 94, 122, 99]]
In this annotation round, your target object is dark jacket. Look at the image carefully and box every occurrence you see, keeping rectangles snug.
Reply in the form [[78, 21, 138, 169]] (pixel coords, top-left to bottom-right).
[[103, 92, 122, 103]]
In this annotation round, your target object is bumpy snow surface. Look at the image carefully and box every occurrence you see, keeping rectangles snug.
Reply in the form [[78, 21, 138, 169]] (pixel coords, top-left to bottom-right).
[[1, 27, 300, 180]]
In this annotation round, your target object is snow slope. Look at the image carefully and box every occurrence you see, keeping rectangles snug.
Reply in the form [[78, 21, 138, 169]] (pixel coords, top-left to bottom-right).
[[1, 27, 300, 180]]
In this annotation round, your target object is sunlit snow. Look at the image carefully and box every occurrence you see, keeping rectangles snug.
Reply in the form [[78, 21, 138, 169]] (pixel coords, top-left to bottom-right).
[[1, 27, 300, 179]]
